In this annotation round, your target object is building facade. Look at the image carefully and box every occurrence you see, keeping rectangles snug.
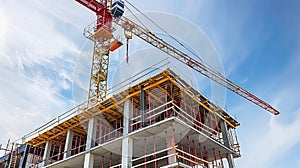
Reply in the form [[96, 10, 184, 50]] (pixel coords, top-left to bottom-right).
[[0, 69, 240, 168]]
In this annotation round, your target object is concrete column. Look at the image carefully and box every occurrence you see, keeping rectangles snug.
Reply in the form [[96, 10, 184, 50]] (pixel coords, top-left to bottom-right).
[[64, 129, 74, 159], [84, 117, 97, 168], [41, 141, 52, 167], [220, 120, 230, 148], [227, 154, 235, 168], [84, 152, 94, 168], [121, 137, 133, 168], [220, 120, 234, 168], [86, 117, 97, 150], [123, 100, 131, 135], [121, 100, 133, 168]]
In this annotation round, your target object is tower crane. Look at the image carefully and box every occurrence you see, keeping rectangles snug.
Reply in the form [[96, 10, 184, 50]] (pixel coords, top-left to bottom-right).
[[75, 0, 280, 115]]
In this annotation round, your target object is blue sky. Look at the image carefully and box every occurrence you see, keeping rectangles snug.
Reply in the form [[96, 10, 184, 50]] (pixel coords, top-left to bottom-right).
[[0, 0, 300, 167]]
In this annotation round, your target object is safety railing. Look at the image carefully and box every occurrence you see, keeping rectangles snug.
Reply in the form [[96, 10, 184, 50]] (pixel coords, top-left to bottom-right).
[[83, 19, 116, 41], [95, 127, 124, 145], [130, 101, 174, 132], [70, 134, 87, 156], [21, 100, 89, 143], [26, 154, 43, 167], [131, 146, 177, 168], [133, 145, 230, 168], [130, 145, 225, 168], [130, 101, 224, 144]]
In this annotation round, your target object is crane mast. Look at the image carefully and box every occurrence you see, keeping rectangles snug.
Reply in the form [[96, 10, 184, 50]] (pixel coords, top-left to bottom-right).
[[75, 0, 280, 115], [75, 0, 113, 104]]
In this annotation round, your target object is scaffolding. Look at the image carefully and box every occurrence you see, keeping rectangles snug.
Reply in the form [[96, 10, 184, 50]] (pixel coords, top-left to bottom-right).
[[0, 69, 240, 168]]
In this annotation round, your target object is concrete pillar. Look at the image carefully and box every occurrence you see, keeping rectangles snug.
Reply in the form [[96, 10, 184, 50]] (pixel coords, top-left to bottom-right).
[[227, 154, 235, 168], [121, 137, 133, 168], [41, 141, 52, 167], [123, 100, 131, 135], [64, 129, 74, 159], [84, 117, 97, 168], [220, 120, 234, 168], [86, 117, 97, 150], [121, 100, 133, 168], [84, 152, 94, 168], [220, 120, 230, 148]]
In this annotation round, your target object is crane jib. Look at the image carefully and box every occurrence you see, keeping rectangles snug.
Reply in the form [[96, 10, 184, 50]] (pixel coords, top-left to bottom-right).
[[115, 16, 280, 115]]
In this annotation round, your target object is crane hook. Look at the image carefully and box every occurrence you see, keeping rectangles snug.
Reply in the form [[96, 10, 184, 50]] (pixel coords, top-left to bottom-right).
[[125, 31, 132, 64]]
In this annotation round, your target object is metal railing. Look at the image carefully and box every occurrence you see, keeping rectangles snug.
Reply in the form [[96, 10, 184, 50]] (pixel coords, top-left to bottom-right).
[[130, 101, 225, 144], [95, 127, 124, 145], [83, 19, 116, 41], [21, 101, 89, 143]]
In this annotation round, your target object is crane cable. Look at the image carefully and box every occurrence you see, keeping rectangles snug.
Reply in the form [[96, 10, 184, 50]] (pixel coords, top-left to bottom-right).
[[124, 0, 223, 76], [125, 34, 130, 63], [124, 5, 150, 32]]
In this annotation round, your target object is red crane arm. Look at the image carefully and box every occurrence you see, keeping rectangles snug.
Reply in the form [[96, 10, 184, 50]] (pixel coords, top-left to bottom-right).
[[75, 0, 104, 13], [114, 17, 280, 115], [75, 0, 112, 30]]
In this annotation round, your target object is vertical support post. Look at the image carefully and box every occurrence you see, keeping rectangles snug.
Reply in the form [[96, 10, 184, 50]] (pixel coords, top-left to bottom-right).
[[140, 86, 147, 127], [219, 150, 224, 167], [122, 100, 133, 168], [199, 143, 202, 159], [84, 152, 94, 168], [74, 135, 78, 154], [84, 117, 97, 168], [192, 140, 196, 162], [144, 138, 147, 168], [187, 136, 191, 161], [226, 154, 235, 168], [213, 148, 217, 166], [102, 156, 104, 168], [86, 117, 97, 150], [41, 141, 51, 167], [166, 128, 177, 164], [153, 136, 157, 168], [123, 100, 131, 135], [99, 119, 103, 144], [19, 144, 30, 168], [78, 136, 82, 153], [121, 133, 133, 168], [31, 147, 36, 164], [220, 120, 235, 168], [64, 129, 74, 159], [220, 120, 230, 148], [204, 146, 208, 168], [109, 152, 112, 167], [58, 143, 62, 161], [180, 133, 185, 164]]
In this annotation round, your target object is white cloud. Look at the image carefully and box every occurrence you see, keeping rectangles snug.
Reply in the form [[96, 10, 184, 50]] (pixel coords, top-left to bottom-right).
[[237, 110, 300, 168], [0, 1, 80, 67], [0, 0, 87, 153], [234, 52, 300, 167], [0, 66, 72, 148]]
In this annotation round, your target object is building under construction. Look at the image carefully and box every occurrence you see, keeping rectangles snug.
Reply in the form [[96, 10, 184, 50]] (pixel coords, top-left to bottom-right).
[[0, 69, 240, 168], [0, 0, 280, 167]]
